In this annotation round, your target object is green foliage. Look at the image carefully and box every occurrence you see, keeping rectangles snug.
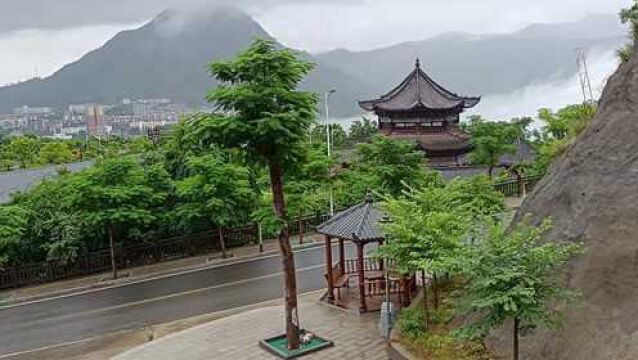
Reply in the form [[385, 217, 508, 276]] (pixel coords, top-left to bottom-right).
[[398, 307, 428, 339], [309, 124, 348, 147], [189, 38, 317, 168], [531, 103, 597, 173], [348, 117, 378, 141], [457, 219, 583, 340], [335, 135, 437, 201], [5, 135, 40, 168], [538, 104, 596, 141], [39, 142, 74, 164], [617, 44, 634, 63], [618, 1, 637, 61], [8, 177, 84, 264], [173, 153, 255, 231], [69, 158, 168, 247], [0, 206, 29, 265], [466, 116, 518, 176], [380, 177, 504, 276]]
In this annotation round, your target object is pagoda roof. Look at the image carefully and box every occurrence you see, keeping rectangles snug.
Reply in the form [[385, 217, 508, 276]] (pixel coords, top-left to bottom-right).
[[359, 59, 480, 113], [316, 196, 385, 243]]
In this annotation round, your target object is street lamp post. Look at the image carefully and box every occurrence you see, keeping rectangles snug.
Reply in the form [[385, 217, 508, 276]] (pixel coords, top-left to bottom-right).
[[379, 215, 395, 339], [324, 89, 337, 216]]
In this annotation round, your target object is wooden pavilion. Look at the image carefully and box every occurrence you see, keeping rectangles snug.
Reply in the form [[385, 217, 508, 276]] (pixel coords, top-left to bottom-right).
[[316, 197, 417, 313], [359, 59, 481, 166]]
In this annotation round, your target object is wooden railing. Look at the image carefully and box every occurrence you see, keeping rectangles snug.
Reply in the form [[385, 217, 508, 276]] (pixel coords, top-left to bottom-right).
[[363, 278, 403, 297], [493, 174, 543, 197], [343, 257, 381, 274]]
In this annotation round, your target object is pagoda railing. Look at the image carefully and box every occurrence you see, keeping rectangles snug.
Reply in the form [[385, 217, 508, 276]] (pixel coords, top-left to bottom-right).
[[493, 174, 543, 197]]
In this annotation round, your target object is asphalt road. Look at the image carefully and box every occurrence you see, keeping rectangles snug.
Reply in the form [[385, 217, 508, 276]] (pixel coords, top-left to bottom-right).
[[0, 161, 93, 203], [0, 243, 355, 357]]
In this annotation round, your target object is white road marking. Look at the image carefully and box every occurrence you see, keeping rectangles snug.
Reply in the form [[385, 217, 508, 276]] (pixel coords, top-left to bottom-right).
[[5, 264, 326, 328]]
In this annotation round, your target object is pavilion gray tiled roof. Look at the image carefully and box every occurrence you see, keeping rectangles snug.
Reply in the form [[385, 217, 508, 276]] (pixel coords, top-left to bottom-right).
[[316, 197, 385, 243], [359, 58, 480, 113]]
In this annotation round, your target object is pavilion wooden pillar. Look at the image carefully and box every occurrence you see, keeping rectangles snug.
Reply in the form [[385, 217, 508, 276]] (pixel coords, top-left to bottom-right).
[[356, 242, 367, 312], [325, 235, 335, 303], [338, 238, 345, 274], [378, 239, 384, 271]]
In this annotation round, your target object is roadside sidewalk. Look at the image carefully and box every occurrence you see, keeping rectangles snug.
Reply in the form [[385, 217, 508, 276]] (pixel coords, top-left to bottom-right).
[[113, 291, 388, 360], [0, 234, 321, 306]]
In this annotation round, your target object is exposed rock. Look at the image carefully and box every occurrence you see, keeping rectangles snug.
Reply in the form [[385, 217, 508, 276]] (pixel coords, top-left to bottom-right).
[[489, 42, 638, 359]]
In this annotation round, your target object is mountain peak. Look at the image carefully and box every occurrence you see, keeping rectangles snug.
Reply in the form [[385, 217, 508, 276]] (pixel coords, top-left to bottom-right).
[[148, 6, 255, 38]]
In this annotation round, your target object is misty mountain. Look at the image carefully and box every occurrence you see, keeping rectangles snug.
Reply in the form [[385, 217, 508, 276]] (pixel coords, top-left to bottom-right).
[[316, 13, 627, 102], [0, 9, 368, 116], [0, 11, 627, 117]]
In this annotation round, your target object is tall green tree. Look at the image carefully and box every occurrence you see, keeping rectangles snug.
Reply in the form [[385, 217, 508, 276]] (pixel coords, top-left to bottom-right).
[[0, 205, 29, 266], [6, 136, 40, 168], [458, 220, 582, 360], [310, 123, 347, 147], [69, 158, 167, 279], [348, 117, 378, 141], [349, 135, 436, 197], [39, 142, 74, 164], [466, 116, 518, 177], [174, 153, 256, 255], [188, 39, 317, 349], [380, 177, 504, 324]]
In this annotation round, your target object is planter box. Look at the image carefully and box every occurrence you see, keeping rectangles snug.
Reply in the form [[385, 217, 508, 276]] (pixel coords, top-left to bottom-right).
[[259, 330, 333, 359]]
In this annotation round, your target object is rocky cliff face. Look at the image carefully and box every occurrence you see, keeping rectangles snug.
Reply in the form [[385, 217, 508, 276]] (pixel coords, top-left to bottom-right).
[[490, 42, 638, 359]]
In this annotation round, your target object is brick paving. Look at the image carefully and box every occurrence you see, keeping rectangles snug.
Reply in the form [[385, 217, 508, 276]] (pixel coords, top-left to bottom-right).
[[113, 292, 389, 360]]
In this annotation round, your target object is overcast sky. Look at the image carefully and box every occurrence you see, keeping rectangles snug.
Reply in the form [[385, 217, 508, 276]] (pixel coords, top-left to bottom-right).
[[0, 0, 630, 84]]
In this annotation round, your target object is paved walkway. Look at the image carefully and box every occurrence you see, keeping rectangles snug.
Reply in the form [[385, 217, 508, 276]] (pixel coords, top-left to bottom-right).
[[114, 292, 388, 360]]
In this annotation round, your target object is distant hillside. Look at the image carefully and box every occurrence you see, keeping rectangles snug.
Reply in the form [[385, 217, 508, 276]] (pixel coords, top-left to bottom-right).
[[0, 9, 369, 116], [316, 14, 626, 101]]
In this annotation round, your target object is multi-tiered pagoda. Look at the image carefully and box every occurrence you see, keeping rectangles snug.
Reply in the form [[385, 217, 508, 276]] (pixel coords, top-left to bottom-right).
[[359, 59, 480, 166]]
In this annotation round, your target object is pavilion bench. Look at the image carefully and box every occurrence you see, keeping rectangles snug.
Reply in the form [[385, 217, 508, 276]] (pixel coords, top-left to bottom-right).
[[325, 264, 349, 299]]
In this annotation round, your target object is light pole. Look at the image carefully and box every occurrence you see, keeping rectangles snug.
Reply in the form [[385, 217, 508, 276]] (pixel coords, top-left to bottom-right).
[[324, 88, 337, 216], [379, 215, 395, 339]]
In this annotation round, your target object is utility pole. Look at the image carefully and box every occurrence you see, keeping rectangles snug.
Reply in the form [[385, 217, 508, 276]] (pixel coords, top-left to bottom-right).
[[324, 89, 337, 216], [576, 49, 594, 104]]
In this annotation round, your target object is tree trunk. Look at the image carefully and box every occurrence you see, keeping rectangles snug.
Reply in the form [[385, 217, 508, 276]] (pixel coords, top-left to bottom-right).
[[433, 273, 439, 310], [421, 270, 429, 331], [269, 163, 300, 350], [513, 317, 519, 360], [108, 224, 117, 280], [488, 165, 494, 178], [218, 227, 227, 258]]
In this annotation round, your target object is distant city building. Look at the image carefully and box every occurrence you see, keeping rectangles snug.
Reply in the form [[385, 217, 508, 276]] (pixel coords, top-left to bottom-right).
[[84, 104, 107, 137], [13, 106, 53, 116]]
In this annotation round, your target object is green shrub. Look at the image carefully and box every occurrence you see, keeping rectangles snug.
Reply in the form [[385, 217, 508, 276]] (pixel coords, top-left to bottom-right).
[[398, 307, 427, 339]]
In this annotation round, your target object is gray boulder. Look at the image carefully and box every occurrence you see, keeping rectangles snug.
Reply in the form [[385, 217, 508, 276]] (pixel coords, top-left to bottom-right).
[[489, 41, 638, 359]]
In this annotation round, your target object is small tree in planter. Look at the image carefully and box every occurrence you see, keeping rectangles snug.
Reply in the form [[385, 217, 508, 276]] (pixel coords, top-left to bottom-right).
[[189, 39, 317, 350], [457, 219, 583, 360]]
